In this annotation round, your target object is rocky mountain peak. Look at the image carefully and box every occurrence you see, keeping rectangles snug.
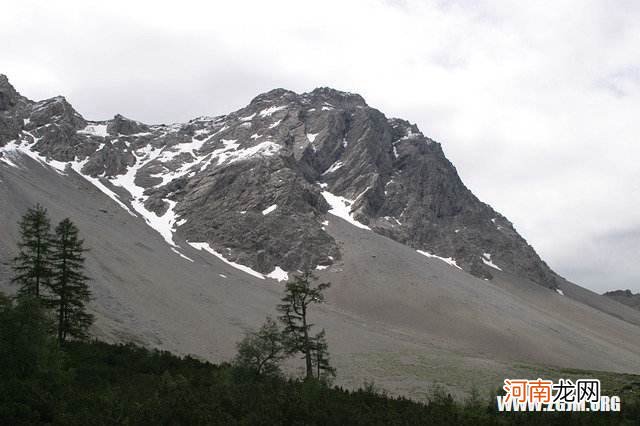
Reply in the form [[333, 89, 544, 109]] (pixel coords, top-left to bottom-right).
[[107, 114, 149, 135], [0, 75, 33, 146], [249, 88, 298, 106], [306, 87, 367, 106], [30, 96, 86, 129], [388, 118, 425, 141], [0, 77, 562, 288], [0, 74, 20, 111]]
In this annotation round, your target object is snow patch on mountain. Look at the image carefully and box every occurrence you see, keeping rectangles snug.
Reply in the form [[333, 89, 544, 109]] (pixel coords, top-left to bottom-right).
[[322, 160, 343, 175], [156, 136, 207, 162], [259, 105, 286, 117], [78, 123, 109, 137], [0, 154, 17, 167], [262, 204, 277, 215], [188, 242, 265, 279], [239, 113, 256, 122], [105, 145, 182, 246], [171, 247, 194, 262], [0, 135, 68, 175], [0, 140, 23, 168], [4, 133, 197, 253], [229, 141, 280, 164], [417, 250, 462, 270], [321, 191, 371, 230], [203, 139, 280, 169], [0, 135, 141, 220], [401, 128, 420, 140], [266, 267, 288, 282], [482, 252, 502, 271], [70, 160, 137, 216]]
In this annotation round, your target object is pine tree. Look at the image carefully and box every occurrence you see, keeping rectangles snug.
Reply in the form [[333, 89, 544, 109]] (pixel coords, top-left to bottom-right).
[[277, 268, 330, 379], [311, 329, 335, 381], [50, 218, 93, 345], [12, 204, 54, 299]]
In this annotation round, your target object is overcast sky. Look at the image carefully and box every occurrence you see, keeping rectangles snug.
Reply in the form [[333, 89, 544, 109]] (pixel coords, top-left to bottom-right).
[[2, 0, 639, 293]]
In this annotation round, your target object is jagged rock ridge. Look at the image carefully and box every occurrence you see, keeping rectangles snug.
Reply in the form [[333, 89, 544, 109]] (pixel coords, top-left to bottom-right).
[[0, 75, 560, 287]]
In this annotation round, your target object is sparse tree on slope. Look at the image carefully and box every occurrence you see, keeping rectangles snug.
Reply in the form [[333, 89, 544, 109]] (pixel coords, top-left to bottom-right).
[[50, 218, 93, 345], [234, 317, 288, 376], [277, 268, 331, 379], [312, 329, 335, 381], [12, 204, 53, 299]]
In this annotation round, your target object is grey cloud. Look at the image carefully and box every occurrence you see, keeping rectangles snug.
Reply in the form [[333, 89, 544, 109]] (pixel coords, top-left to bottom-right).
[[546, 226, 640, 293], [598, 66, 640, 97]]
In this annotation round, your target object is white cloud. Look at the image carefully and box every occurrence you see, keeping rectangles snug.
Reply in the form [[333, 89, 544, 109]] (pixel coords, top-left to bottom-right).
[[1, 0, 639, 292]]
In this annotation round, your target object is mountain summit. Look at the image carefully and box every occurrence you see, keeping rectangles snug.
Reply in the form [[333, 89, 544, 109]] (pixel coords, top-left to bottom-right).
[[0, 75, 559, 287]]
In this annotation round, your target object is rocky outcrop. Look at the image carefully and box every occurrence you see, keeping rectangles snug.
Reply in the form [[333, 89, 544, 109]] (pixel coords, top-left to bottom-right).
[[0, 75, 561, 287], [604, 290, 640, 311], [176, 156, 338, 271], [0, 75, 32, 146], [107, 114, 149, 136]]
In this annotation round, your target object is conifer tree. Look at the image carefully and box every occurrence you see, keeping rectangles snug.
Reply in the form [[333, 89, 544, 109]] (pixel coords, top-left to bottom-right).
[[50, 218, 93, 345], [12, 204, 53, 299], [311, 329, 336, 381], [277, 268, 330, 379]]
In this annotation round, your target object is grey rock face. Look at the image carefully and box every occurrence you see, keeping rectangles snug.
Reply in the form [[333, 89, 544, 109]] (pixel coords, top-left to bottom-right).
[[107, 114, 149, 135], [0, 74, 20, 111], [0, 75, 32, 146], [176, 156, 337, 271], [0, 76, 560, 287]]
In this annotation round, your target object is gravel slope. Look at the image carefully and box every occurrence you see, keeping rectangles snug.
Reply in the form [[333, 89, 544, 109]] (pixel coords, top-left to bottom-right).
[[1, 155, 639, 399]]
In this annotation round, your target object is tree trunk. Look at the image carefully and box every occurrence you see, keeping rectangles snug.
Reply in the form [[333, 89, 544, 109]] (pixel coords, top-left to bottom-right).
[[35, 233, 41, 297], [57, 242, 67, 346], [302, 304, 313, 379], [57, 294, 65, 345]]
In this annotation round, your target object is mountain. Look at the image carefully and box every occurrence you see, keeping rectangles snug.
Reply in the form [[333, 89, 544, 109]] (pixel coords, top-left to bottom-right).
[[2, 75, 640, 398], [604, 290, 640, 311], [0, 76, 557, 287]]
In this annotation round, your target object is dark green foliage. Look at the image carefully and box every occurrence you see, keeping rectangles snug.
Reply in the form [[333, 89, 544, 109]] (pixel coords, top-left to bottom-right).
[[277, 268, 332, 379], [12, 204, 54, 299], [0, 293, 66, 424], [0, 332, 637, 425], [49, 218, 93, 344], [234, 317, 288, 377]]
